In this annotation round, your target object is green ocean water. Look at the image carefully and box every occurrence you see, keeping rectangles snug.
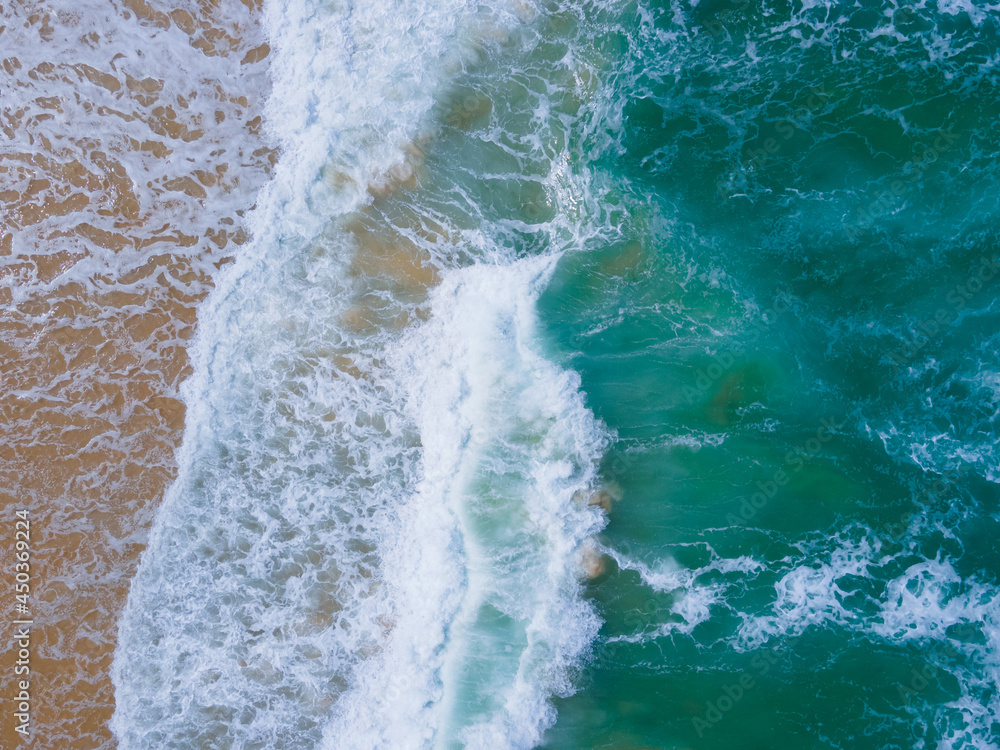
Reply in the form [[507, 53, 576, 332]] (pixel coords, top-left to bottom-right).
[[524, 1, 1000, 747], [381, 0, 1000, 744]]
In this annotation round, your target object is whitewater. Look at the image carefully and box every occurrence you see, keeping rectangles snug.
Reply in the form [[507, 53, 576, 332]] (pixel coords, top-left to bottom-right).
[[111, 1, 616, 747]]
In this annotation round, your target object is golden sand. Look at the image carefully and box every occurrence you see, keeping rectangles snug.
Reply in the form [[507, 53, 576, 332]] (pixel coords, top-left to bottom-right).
[[0, 2, 273, 746]]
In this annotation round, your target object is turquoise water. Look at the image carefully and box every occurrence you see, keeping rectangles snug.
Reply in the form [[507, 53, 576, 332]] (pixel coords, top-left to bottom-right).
[[536, 1, 1000, 747], [113, 0, 999, 748]]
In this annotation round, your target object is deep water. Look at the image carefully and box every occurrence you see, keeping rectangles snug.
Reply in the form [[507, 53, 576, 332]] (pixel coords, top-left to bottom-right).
[[539, 1, 1000, 747]]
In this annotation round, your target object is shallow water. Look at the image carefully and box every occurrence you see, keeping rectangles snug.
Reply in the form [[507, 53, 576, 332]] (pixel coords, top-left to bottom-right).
[[0, 1, 272, 747]]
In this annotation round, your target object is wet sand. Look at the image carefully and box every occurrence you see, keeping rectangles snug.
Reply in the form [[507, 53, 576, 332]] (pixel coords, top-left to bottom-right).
[[0, 2, 273, 746]]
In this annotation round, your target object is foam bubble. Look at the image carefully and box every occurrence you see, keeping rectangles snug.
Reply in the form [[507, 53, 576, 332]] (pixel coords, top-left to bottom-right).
[[735, 533, 1000, 747], [321, 257, 609, 749], [604, 542, 764, 638]]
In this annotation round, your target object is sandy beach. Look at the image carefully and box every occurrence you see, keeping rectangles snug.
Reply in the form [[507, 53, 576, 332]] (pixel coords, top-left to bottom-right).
[[0, 2, 272, 746]]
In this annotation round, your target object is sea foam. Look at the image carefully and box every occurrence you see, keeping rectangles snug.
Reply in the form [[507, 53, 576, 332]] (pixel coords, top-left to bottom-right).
[[111, 0, 613, 747]]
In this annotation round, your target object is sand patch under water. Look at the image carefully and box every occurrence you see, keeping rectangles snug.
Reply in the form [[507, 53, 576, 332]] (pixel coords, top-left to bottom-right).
[[0, 2, 273, 746]]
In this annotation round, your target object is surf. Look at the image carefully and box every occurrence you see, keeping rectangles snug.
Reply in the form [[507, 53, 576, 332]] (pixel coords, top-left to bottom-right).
[[110, 1, 617, 747]]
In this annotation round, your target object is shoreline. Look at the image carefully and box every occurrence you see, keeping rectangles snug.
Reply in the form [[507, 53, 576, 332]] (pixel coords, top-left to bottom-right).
[[0, 2, 274, 746]]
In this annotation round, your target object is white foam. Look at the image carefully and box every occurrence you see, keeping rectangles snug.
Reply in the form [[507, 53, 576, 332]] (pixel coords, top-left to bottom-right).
[[873, 355, 1000, 489], [604, 542, 763, 638], [735, 534, 1000, 747], [112, 0, 617, 746], [875, 559, 1000, 748], [0, 0, 273, 296], [110, 0, 493, 744], [737, 537, 880, 648], [322, 257, 609, 749], [936, 0, 999, 26], [251, 0, 480, 239]]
